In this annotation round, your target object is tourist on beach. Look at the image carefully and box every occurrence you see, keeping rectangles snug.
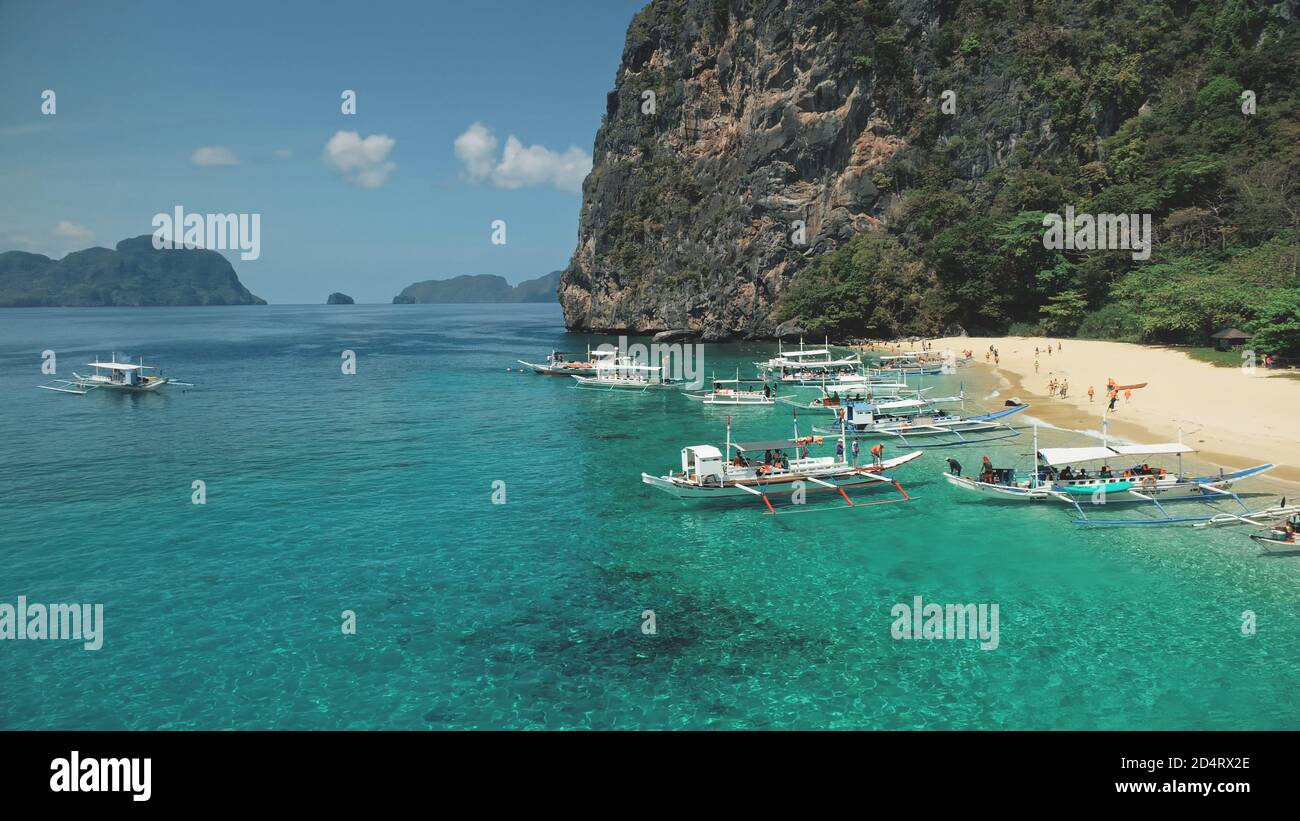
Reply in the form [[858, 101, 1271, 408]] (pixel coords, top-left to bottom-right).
[[1124, 389, 1132, 403], [1087, 385, 1094, 402], [1059, 380, 1069, 398], [1034, 360, 1039, 373], [947, 457, 962, 477]]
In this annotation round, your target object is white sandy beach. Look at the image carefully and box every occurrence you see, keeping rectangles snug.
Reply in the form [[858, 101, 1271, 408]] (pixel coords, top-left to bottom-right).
[[870, 336, 1300, 484]]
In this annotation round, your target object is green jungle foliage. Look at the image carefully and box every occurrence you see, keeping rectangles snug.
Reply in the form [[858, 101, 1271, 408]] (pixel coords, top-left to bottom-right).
[[777, 0, 1299, 355]]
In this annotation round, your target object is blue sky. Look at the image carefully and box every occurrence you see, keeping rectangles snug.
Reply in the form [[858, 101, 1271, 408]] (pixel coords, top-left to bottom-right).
[[0, 0, 645, 303]]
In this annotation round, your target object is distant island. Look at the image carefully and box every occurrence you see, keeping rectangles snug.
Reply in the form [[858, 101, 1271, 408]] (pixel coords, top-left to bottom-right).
[[392, 271, 560, 304], [0, 235, 265, 307], [326, 292, 355, 305]]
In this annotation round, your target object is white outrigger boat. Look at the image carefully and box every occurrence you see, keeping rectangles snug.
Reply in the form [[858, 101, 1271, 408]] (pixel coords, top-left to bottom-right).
[[1190, 498, 1300, 553], [813, 396, 1027, 447], [866, 353, 949, 378], [1248, 510, 1300, 554], [641, 414, 923, 514], [756, 340, 865, 386], [683, 375, 775, 405], [517, 347, 611, 376], [943, 425, 1274, 526], [38, 355, 192, 395], [572, 356, 684, 391]]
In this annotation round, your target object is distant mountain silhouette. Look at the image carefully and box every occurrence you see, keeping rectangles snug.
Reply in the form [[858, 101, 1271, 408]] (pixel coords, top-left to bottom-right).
[[392, 271, 560, 304], [0, 235, 265, 306]]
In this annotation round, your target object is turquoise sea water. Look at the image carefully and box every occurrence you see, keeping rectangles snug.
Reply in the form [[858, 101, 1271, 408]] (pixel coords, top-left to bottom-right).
[[2, 304, 1298, 730]]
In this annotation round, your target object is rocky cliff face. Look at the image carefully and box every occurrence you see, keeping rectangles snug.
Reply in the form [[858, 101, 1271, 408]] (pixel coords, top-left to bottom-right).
[[559, 0, 1081, 339]]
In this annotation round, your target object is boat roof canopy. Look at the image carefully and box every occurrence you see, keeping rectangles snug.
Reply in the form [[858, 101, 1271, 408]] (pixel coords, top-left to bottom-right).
[[734, 439, 800, 452], [684, 445, 722, 460], [1037, 443, 1195, 466], [87, 362, 148, 371], [780, 348, 831, 358], [1110, 443, 1196, 457]]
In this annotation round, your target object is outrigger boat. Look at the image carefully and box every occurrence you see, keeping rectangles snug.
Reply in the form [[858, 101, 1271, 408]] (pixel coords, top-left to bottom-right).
[[38, 355, 192, 395], [517, 347, 611, 376], [943, 424, 1274, 526], [1249, 512, 1300, 554], [572, 356, 684, 391], [755, 339, 866, 386], [776, 381, 922, 412], [640, 413, 923, 514], [813, 396, 1027, 447], [866, 353, 948, 378], [1191, 499, 1300, 554], [683, 374, 775, 405]]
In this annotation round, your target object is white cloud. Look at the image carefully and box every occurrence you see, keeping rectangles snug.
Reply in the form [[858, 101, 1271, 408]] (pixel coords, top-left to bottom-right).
[[273, 148, 293, 159], [322, 130, 396, 188], [53, 220, 93, 240], [454, 122, 498, 179], [454, 122, 591, 193], [191, 145, 240, 167]]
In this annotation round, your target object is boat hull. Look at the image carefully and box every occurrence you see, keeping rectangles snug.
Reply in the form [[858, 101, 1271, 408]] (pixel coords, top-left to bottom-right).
[[943, 463, 1274, 504], [517, 360, 596, 376], [641, 450, 924, 499]]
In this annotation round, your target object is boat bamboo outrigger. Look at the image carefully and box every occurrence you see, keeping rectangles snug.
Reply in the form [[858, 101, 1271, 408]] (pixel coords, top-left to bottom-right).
[[517, 347, 612, 376], [1189, 497, 1300, 554], [38, 355, 192, 395], [814, 395, 1028, 447], [1248, 510, 1300, 554], [640, 412, 923, 514], [572, 355, 684, 391], [943, 422, 1274, 526]]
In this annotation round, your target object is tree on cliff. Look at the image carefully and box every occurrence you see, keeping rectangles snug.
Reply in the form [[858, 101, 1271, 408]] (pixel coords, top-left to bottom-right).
[[775, 230, 945, 339]]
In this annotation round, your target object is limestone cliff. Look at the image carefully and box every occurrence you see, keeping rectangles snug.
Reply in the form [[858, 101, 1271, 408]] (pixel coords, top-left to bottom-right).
[[559, 0, 1137, 338]]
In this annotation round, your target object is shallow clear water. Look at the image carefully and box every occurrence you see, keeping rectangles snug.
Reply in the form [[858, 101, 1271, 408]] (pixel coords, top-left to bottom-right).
[[1, 304, 1297, 729]]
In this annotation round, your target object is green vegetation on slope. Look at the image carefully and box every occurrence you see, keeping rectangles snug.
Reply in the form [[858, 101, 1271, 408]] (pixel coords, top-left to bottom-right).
[[778, 0, 1300, 354]]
